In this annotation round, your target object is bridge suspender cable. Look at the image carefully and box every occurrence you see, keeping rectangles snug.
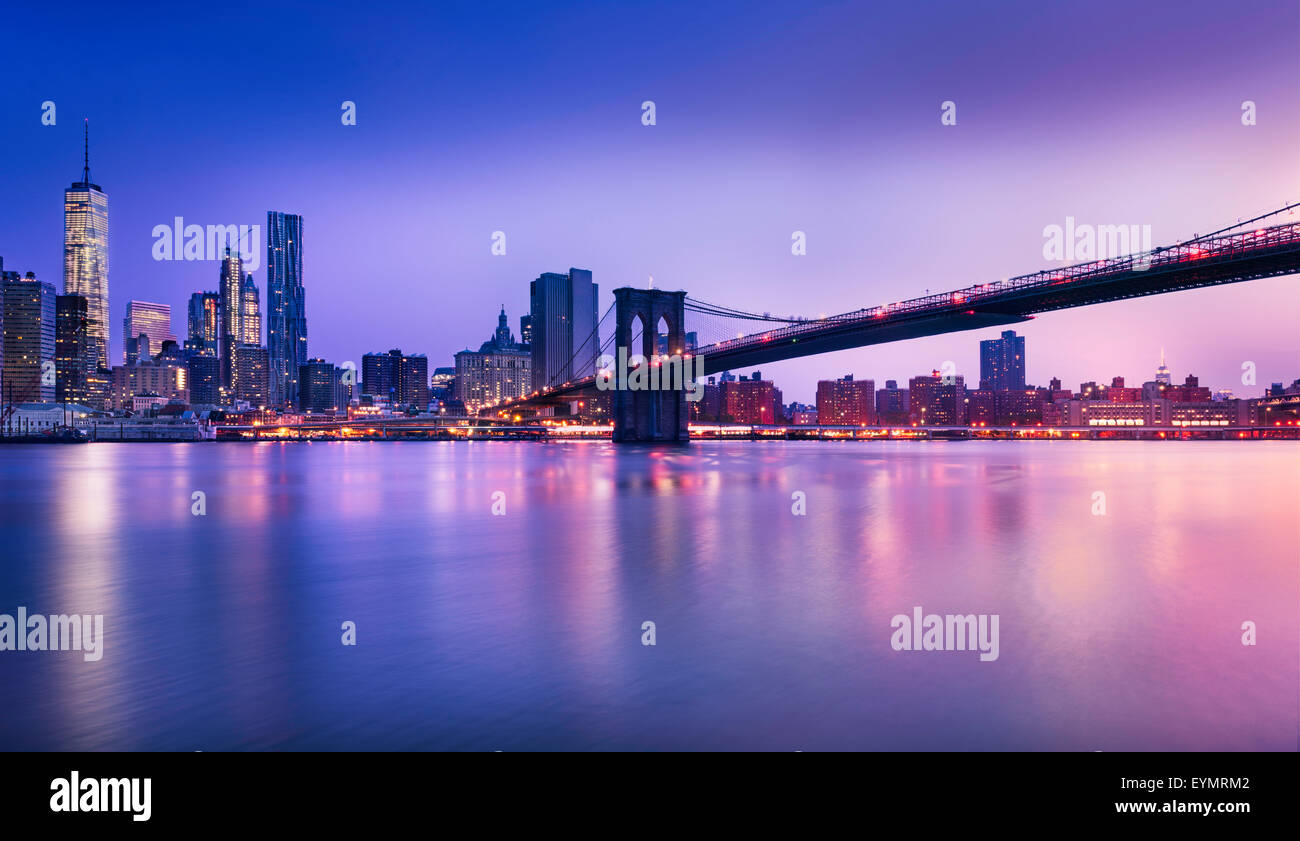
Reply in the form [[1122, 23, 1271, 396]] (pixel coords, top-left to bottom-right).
[[542, 301, 616, 390]]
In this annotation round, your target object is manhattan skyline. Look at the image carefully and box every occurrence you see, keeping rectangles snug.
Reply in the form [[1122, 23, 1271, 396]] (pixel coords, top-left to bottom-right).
[[2, 0, 1297, 403]]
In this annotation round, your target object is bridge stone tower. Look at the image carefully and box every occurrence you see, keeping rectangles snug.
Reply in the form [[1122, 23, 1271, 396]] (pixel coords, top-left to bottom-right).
[[611, 287, 690, 443]]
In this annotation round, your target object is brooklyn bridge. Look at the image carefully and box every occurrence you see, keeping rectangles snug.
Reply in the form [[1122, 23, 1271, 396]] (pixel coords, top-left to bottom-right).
[[479, 205, 1300, 442]]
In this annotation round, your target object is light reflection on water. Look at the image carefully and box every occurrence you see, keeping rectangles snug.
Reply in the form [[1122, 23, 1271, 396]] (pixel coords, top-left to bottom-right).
[[0, 440, 1295, 750]]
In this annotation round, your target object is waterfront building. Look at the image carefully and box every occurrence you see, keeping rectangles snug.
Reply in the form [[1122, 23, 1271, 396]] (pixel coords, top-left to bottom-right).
[[299, 358, 339, 414], [362, 349, 429, 410], [1061, 400, 1165, 427], [2, 402, 96, 435], [2, 272, 57, 403], [816, 374, 875, 425], [110, 359, 188, 410], [1168, 401, 1248, 427], [966, 389, 995, 426], [362, 351, 398, 406], [1041, 401, 1066, 427], [994, 388, 1048, 425], [719, 374, 778, 424], [402, 354, 429, 410], [908, 372, 966, 425]]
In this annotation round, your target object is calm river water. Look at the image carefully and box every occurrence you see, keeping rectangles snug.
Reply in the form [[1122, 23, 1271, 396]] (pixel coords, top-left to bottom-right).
[[0, 440, 1295, 750]]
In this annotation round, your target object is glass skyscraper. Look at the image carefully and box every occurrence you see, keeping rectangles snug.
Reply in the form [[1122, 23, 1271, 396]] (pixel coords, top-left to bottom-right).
[[2, 272, 57, 404], [122, 300, 176, 364], [55, 294, 91, 405], [529, 268, 597, 392], [63, 123, 109, 370], [219, 246, 243, 390], [187, 291, 220, 357], [979, 330, 1027, 391], [240, 274, 261, 346], [185, 355, 221, 406], [267, 211, 307, 408]]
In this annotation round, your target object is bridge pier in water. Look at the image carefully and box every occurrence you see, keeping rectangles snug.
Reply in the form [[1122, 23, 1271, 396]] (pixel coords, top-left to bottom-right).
[[611, 287, 690, 443]]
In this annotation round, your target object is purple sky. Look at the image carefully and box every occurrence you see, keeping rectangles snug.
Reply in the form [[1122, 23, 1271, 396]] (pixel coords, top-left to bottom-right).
[[2, 0, 1297, 401]]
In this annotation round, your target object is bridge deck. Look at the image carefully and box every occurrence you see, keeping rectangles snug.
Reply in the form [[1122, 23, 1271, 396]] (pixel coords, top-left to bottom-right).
[[486, 221, 1300, 414]]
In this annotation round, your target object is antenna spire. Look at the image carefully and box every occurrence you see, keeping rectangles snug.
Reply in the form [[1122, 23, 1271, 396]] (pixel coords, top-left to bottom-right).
[[82, 120, 91, 183]]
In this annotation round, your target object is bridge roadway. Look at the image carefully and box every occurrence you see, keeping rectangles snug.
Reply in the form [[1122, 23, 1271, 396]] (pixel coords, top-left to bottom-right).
[[486, 221, 1300, 415]]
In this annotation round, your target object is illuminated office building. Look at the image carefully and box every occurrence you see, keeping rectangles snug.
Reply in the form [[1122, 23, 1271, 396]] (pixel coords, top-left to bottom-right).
[[63, 122, 110, 370], [123, 300, 175, 364], [109, 359, 187, 411], [187, 291, 220, 357], [2, 272, 57, 403], [529, 268, 597, 391], [55, 294, 91, 405]]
